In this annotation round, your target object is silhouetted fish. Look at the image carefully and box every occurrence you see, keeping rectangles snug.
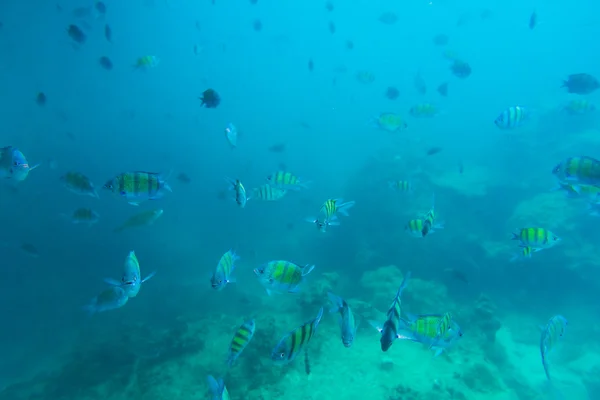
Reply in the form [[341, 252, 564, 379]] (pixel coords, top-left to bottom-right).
[[268, 143, 286, 153], [437, 82, 448, 97], [426, 146, 442, 156]]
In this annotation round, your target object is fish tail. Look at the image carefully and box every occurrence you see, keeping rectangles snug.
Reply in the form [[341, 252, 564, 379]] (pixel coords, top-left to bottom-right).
[[313, 307, 324, 332], [542, 356, 552, 381], [327, 292, 343, 313], [397, 270, 412, 296], [336, 200, 356, 216], [206, 375, 224, 396]]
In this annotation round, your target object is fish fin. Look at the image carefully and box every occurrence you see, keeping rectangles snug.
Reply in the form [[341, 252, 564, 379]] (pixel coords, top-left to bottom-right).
[[336, 200, 356, 216], [227, 275, 237, 284], [265, 288, 272, 296], [301, 264, 315, 276], [327, 292, 343, 313], [141, 271, 157, 283], [206, 375, 224, 396], [511, 232, 520, 240], [81, 304, 96, 316], [368, 320, 383, 333], [163, 182, 173, 193], [128, 202, 140, 206], [432, 347, 444, 357], [104, 278, 122, 286], [299, 180, 312, 189]]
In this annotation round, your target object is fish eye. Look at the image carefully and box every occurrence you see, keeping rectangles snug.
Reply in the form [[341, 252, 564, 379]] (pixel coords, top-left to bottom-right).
[[279, 352, 285, 358]]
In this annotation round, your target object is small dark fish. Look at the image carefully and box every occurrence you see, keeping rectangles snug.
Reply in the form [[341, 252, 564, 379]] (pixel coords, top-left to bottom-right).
[[66, 131, 76, 141], [379, 12, 398, 25], [450, 60, 471, 79], [308, 58, 314, 72], [20, 243, 40, 258], [437, 82, 448, 97], [67, 24, 86, 44], [95, 1, 106, 15], [253, 19, 262, 32], [177, 173, 191, 184], [104, 24, 112, 42], [458, 160, 464, 175], [528, 11, 537, 30], [56, 4, 63, 12], [433, 34, 449, 46], [443, 267, 469, 284], [36, 92, 47, 106], [562, 73, 599, 95], [299, 122, 311, 129], [268, 143, 286, 153], [325, 1, 334, 11], [99, 56, 113, 70], [385, 86, 399, 100], [328, 21, 336, 34], [426, 146, 442, 156], [199, 89, 220, 108], [346, 40, 354, 50]]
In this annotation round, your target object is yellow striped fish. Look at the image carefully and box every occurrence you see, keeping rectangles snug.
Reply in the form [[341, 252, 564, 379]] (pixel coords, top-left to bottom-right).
[[552, 156, 600, 186], [511, 228, 561, 250], [227, 319, 255, 367], [133, 55, 160, 71], [540, 315, 568, 381], [104, 251, 156, 298], [251, 184, 287, 201], [319, 198, 356, 221], [113, 209, 163, 233], [397, 314, 463, 356], [60, 171, 99, 198], [370, 271, 411, 352], [266, 170, 309, 190], [271, 307, 323, 364], [253, 260, 315, 296], [103, 171, 172, 206], [406, 218, 427, 238], [211, 249, 239, 291], [388, 180, 413, 193], [64, 207, 100, 225], [409, 103, 440, 118], [509, 245, 537, 262]]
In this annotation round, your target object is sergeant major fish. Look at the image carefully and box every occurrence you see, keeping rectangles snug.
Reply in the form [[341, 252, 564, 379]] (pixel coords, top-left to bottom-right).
[[251, 184, 287, 201], [328, 292, 357, 348], [271, 307, 324, 364], [227, 319, 256, 367], [370, 271, 412, 352], [0, 146, 39, 182], [552, 156, 600, 187], [397, 313, 463, 356], [540, 315, 568, 381], [211, 249, 239, 291], [511, 228, 561, 251], [254, 260, 315, 295], [494, 106, 529, 129], [113, 209, 163, 233], [62, 207, 100, 226], [103, 171, 172, 206], [105, 251, 156, 298], [60, 171, 99, 198], [227, 178, 248, 207], [266, 170, 310, 190]]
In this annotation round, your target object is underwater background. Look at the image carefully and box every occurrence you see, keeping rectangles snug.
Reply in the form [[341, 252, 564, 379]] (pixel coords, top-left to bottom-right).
[[1, 0, 600, 399]]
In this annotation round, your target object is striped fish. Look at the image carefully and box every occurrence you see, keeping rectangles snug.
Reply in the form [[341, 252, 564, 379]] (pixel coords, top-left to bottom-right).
[[65, 207, 100, 225], [406, 218, 427, 238], [436, 312, 452, 338], [552, 156, 600, 186], [494, 105, 529, 129], [227, 319, 255, 367], [207, 375, 230, 400], [227, 178, 248, 207], [103, 171, 172, 206], [540, 315, 568, 381], [105, 251, 156, 298], [251, 184, 287, 201], [271, 307, 323, 364], [421, 194, 443, 237], [509, 245, 537, 262], [397, 314, 463, 356], [266, 170, 309, 190], [306, 215, 340, 233], [211, 249, 238, 291], [511, 228, 561, 250], [370, 271, 411, 352], [388, 180, 413, 193], [327, 292, 357, 348], [60, 171, 99, 198], [253, 260, 315, 295], [319, 198, 356, 221]]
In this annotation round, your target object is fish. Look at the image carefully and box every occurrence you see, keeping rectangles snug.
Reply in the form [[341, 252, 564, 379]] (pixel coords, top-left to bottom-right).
[[211, 249, 239, 291], [36, 92, 47, 106], [388, 180, 413, 193], [253, 260, 315, 295], [421, 195, 443, 237], [370, 271, 411, 352], [437, 82, 448, 97], [397, 314, 463, 356], [20, 243, 40, 258], [267, 143, 286, 153], [509, 245, 537, 262], [305, 215, 340, 233], [113, 209, 163, 233], [224, 123, 238, 148], [356, 70, 375, 84], [99, 56, 113, 70], [308, 58, 314, 72], [409, 103, 439, 118], [406, 218, 428, 238], [528, 10, 537, 29], [105, 251, 156, 298], [60, 171, 99, 198], [251, 184, 287, 201], [327, 292, 357, 347], [562, 73, 599, 95], [104, 24, 112, 42], [450, 60, 471, 79], [271, 307, 323, 364], [540, 315, 568, 381], [433, 34, 449, 46], [67, 24, 86, 44], [103, 171, 172, 206], [83, 287, 129, 315], [133, 56, 160, 71], [426, 147, 443, 156], [552, 156, 600, 186], [227, 319, 256, 367], [253, 19, 262, 32], [199, 89, 220, 108], [63, 208, 100, 225], [177, 172, 191, 184], [494, 106, 529, 129], [564, 99, 595, 115], [328, 21, 336, 34], [319, 198, 356, 222], [207, 375, 230, 400], [511, 228, 561, 250], [0, 146, 39, 182], [385, 86, 399, 100], [371, 113, 408, 133], [266, 171, 309, 190], [378, 11, 398, 25], [227, 178, 248, 207]]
